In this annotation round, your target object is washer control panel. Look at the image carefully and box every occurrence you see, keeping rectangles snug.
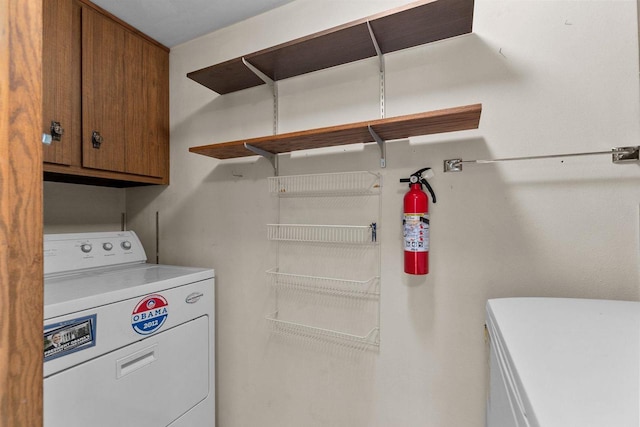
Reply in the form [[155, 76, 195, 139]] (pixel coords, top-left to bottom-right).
[[44, 231, 147, 275]]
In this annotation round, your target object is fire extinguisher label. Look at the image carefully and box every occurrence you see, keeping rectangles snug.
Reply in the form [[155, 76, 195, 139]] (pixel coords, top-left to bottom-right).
[[403, 213, 429, 252]]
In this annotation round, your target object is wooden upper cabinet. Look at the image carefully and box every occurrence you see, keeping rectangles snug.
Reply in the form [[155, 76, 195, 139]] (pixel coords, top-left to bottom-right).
[[123, 32, 169, 178], [42, 0, 81, 166], [43, 0, 169, 186], [82, 6, 127, 173]]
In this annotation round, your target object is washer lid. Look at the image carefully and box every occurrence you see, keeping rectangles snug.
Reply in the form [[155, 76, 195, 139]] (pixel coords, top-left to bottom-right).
[[486, 297, 640, 427], [44, 263, 214, 319]]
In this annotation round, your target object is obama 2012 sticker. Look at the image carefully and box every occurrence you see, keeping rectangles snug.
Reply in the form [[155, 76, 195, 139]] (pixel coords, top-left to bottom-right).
[[131, 294, 169, 335]]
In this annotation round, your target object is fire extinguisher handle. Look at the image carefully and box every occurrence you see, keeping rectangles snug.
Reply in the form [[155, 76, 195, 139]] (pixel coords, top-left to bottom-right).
[[421, 178, 437, 204], [414, 167, 432, 177]]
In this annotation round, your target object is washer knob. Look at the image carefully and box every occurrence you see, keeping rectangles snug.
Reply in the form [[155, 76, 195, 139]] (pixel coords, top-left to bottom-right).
[[121, 241, 132, 250], [80, 243, 92, 253], [103, 242, 113, 251]]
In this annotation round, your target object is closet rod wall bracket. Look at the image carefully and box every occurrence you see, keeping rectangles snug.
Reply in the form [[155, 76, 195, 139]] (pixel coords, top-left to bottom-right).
[[443, 146, 640, 173], [244, 143, 279, 175], [444, 158, 463, 172], [612, 146, 640, 163]]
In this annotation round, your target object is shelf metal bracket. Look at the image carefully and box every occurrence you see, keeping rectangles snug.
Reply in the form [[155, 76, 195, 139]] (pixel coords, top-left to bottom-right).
[[443, 146, 640, 173], [368, 126, 386, 168], [367, 22, 385, 119], [244, 143, 279, 175], [242, 57, 279, 135]]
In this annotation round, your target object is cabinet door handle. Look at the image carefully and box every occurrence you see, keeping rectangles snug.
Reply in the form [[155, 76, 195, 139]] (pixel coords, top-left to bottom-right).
[[91, 130, 103, 149], [50, 121, 64, 141]]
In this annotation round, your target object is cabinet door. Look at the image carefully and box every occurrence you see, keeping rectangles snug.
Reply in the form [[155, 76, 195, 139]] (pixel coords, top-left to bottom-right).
[[123, 33, 169, 178], [81, 6, 126, 173], [42, 0, 81, 166], [141, 42, 169, 179]]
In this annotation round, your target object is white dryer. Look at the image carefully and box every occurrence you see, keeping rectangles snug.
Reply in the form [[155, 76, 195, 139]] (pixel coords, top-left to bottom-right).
[[43, 231, 215, 427], [486, 297, 639, 427]]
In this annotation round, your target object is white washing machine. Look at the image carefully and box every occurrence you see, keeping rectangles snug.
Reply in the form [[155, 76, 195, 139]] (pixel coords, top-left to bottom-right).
[[486, 297, 639, 427], [43, 231, 215, 427]]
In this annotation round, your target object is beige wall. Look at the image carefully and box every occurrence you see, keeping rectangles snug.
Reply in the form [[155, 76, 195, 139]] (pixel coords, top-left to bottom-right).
[[115, 0, 640, 426], [44, 182, 125, 233]]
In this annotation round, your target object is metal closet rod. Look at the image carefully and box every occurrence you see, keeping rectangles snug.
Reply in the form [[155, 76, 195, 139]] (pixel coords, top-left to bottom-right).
[[444, 146, 640, 172]]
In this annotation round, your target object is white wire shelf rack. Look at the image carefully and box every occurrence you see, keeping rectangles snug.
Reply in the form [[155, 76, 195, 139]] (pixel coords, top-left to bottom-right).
[[266, 269, 380, 298], [268, 171, 381, 197], [266, 312, 380, 349], [266, 223, 378, 244]]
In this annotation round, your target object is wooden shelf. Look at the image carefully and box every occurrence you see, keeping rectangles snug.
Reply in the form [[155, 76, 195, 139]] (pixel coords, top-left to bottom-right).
[[189, 103, 481, 159], [187, 0, 474, 94]]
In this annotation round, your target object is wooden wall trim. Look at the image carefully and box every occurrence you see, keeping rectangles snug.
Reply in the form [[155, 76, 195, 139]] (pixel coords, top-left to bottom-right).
[[0, 0, 44, 425]]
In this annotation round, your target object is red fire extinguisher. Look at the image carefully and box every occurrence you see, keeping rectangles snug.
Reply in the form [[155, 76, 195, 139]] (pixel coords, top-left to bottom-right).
[[400, 167, 436, 275]]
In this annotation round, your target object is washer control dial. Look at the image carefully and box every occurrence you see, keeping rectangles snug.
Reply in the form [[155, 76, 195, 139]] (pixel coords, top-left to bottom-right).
[[103, 242, 113, 251], [80, 243, 92, 253], [121, 241, 132, 250]]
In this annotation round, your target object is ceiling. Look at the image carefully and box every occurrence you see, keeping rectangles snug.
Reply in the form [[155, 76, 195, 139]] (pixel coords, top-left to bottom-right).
[[90, 0, 295, 48]]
